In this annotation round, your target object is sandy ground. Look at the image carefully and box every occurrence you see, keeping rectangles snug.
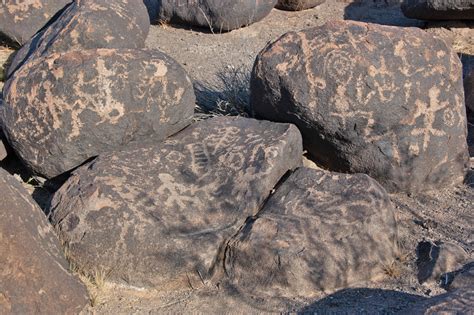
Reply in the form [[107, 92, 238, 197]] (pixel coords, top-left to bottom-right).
[[0, 1, 473, 313]]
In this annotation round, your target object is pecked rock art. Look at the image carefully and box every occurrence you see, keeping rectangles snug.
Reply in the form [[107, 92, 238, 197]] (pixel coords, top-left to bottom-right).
[[276, 0, 325, 11], [145, 0, 277, 32], [0, 0, 71, 45], [224, 167, 398, 299], [401, 0, 474, 20], [0, 168, 89, 314], [251, 20, 469, 193], [48, 116, 303, 289], [7, 0, 150, 77], [2, 48, 195, 178]]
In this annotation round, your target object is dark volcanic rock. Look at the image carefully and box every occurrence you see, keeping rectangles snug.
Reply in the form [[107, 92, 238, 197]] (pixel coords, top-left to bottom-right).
[[251, 20, 469, 193], [49, 116, 303, 289], [402, 0, 474, 20], [8, 0, 150, 77], [2, 48, 195, 178], [225, 167, 398, 298], [146, 0, 277, 31], [397, 286, 474, 314], [0, 0, 70, 45], [465, 67, 474, 114], [0, 168, 89, 314], [276, 0, 325, 11]]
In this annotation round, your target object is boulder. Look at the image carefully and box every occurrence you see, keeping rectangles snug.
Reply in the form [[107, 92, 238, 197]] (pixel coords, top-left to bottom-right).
[[416, 241, 469, 284], [146, 0, 277, 32], [446, 262, 474, 291], [276, 0, 325, 11], [49, 116, 303, 289], [401, 0, 474, 20], [0, 168, 89, 314], [7, 0, 150, 78], [251, 20, 469, 193], [2, 48, 195, 178], [397, 286, 474, 314], [0, 0, 71, 45], [225, 167, 398, 299]]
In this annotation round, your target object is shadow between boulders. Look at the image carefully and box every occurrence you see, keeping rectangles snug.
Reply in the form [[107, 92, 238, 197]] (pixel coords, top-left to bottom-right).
[[298, 288, 427, 314], [193, 65, 252, 119], [343, 1, 424, 27]]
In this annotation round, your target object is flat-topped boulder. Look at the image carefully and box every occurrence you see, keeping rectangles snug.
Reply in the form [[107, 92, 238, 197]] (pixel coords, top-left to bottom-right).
[[251, 20, 469, 193], [225, 167, 398, 299], [2, 48, 195, 178], [49, 116, 303, 289], [0, 168, 89, 314]]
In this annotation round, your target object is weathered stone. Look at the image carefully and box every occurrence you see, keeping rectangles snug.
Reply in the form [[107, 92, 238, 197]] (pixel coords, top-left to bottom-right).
[[49, 116, 303, 289], [251, 20, 469, 193], [8, 0, 150, 77], [2, 48, 195, 178], [402, 0, 474, 20], [446, 262, 474, 291], [416, 241, 470, 284], [0, 168, 89, 314], [0, 0, 71, 45], [465, 67, 474, 113], [397, 286, 474, 314], [276, 0, 325, 11], [225, 167, 398, 299], [146, 0, 277, 31]]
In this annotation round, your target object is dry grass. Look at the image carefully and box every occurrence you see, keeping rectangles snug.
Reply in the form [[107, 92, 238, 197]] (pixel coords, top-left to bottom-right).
[[62, 242, 109, 307]]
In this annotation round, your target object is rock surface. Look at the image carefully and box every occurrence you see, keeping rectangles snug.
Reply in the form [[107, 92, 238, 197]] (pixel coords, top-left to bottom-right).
[[7, 0, 150, 77], [397, 286, 474, 314], [146, 0, 277, 32], [0, 168, 89, 314], [49, 116, 303, 289], [401, 0, 474, 20], [465, 67, 474, 113], [276, 0, 325, 11], [2, 48, 195, 178], [446, 262, 474, 291], [225, 167, 398, 299], [251, 20, 469, 193], [416, 241, 469, 284], [0, 0, 71, 45]]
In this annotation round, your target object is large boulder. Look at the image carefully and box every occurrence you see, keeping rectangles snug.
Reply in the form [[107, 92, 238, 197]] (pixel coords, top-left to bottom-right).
[[49, 116, 303, 289], [146, 0, 277, 32], [0, 0, 71, 45], [276, 0, 325, 11], [0, 168, 89, 314], [2, 48, 195, 178], [401, 0, 474, 20], [7, 0, 150, 77], [251, 20, 469, 193], [225, 167, 398, 299]]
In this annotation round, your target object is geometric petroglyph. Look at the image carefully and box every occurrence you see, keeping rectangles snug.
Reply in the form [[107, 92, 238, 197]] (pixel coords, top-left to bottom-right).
[[251, 20, 469, 193], [49, 116, 303, 289]]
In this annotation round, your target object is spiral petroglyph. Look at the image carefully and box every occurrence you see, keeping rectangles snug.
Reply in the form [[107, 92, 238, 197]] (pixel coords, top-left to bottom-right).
[[251, 20, 469, 193]]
